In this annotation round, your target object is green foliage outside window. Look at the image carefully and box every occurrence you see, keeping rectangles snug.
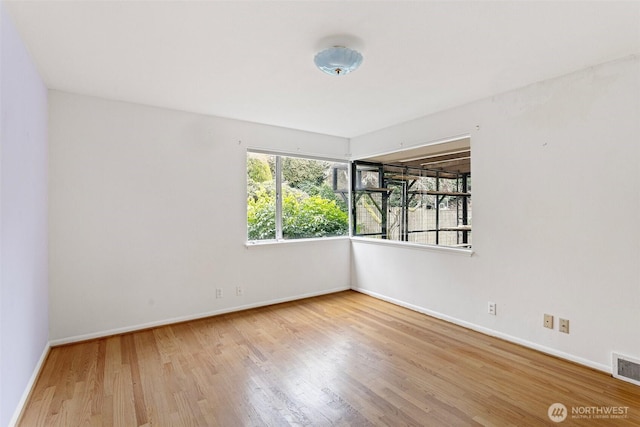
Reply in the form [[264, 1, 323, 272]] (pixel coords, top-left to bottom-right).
[[247, 184, 277, 240], [283, 193, 348, 239], [282, 157, 328, 188], [247, 156, 272, 183]]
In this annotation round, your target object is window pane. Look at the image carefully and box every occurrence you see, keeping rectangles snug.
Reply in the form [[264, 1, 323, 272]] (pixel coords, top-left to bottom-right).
[[281, 156, 349, 240], [247, 152, 276, 240], [352, 139, 472, 248]]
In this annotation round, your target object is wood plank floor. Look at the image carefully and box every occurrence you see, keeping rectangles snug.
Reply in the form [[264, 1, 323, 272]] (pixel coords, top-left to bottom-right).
[[19, 291, 640, 426]]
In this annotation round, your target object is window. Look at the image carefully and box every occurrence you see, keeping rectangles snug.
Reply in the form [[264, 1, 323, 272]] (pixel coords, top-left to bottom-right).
[[351, 138, 471, 248], [247, 151, 349, 241]]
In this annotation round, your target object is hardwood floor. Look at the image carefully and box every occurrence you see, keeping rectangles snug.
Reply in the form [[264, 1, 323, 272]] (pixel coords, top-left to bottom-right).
[[19, 291, 640, 426]]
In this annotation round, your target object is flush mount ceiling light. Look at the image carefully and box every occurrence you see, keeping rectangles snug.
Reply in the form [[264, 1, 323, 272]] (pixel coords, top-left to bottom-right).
[[314, 46, 363, 76]]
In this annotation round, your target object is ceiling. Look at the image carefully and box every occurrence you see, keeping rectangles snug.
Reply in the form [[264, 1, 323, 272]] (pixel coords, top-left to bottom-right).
[[5, 1, 640, 138]]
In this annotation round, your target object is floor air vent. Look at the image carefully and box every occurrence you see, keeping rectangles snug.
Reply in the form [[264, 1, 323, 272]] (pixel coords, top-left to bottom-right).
[[613, 353, 640, 386]]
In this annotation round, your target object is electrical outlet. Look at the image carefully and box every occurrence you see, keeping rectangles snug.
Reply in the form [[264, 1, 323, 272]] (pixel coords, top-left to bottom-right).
[[559, 318, 570, 334], [216, 288, 223, 299], [488, 302, 496, 315], [236, 285, 243, 296], [544, 314, 554, 329]]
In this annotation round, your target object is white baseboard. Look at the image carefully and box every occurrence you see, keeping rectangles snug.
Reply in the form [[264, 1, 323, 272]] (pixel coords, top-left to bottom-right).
[[50, 286, 351, 347], [352, 287, 611, 374], [9, 342, 51, 427]]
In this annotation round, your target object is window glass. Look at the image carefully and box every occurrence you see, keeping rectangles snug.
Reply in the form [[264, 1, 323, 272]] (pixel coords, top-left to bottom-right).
[[247, 152, 349, 241], [352, 139, 471, 248]]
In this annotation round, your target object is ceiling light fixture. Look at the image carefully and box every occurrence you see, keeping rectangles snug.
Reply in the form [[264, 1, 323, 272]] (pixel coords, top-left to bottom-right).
[[314, 46, 363, 76]]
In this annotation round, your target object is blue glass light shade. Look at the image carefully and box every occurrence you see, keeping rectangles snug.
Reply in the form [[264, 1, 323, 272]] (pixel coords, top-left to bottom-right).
[[314, 46, 363, 76]]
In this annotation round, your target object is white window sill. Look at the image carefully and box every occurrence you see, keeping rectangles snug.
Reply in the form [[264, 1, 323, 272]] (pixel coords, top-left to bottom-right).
[[246, 235, 473, 256], [350, 236, 473, 257], [245, 235, 350, 248]]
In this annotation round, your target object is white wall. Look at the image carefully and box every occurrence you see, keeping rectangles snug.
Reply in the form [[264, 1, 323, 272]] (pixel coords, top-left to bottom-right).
[[350, 56, 640, 371], [0, 3, 49, 426], [48, 91, 351, 343]]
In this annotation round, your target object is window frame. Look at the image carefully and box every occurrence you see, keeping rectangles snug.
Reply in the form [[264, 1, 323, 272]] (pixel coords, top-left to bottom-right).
[[350, 139, 472, 251], [246, 140, 473, 255], [246, 149, 351, 244]]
